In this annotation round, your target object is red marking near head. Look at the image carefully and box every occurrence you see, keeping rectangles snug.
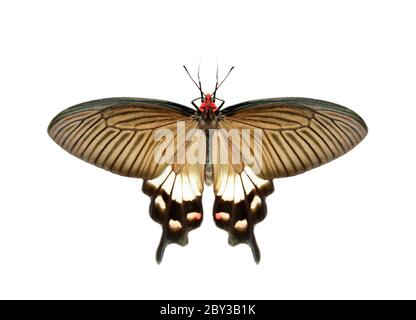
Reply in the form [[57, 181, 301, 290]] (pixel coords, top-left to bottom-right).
[[199, 93, 218, 112], [215, 212, 222, 220]]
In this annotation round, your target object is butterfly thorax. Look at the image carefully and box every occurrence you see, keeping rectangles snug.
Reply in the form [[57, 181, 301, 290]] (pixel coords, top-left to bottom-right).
[[197, 110, 220, 130], [196, 94, 221, 130]]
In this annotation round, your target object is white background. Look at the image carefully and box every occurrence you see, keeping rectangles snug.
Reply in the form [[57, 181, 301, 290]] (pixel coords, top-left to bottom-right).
[[0, 0, 415, 299]]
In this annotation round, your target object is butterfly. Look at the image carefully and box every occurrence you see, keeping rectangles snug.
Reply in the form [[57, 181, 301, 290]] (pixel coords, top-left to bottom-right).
[[48, 66, 368, 263]]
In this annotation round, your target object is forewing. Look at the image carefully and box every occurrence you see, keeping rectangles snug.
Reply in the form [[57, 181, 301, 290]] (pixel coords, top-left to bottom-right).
[[48, 98, 196, 180], [220, 97, 368, 180]]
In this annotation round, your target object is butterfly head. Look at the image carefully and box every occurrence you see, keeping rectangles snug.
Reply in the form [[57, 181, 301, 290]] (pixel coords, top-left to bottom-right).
[[199, 93, 218, 113], [183, 65, 234, 114]]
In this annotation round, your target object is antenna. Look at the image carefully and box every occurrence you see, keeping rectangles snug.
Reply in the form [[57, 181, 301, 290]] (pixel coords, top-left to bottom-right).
[[213, 66, 234, 98], [183, 65, 204, 98], [213, 61, 219, 99], [197, 64, 204, 100]]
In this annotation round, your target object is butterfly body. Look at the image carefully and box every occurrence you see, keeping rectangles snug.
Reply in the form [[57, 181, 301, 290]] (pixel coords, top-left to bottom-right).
[[48, 71, 367, 263]]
